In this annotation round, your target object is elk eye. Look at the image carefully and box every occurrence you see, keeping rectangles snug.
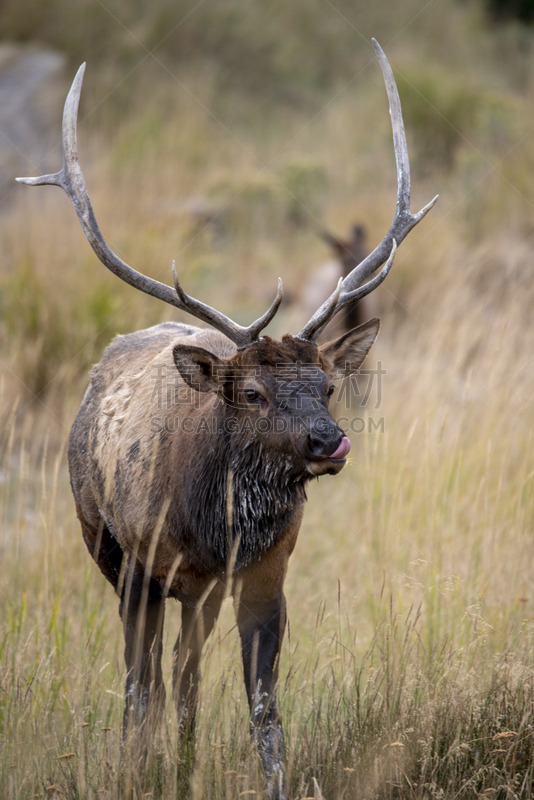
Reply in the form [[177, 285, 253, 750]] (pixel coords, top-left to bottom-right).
[[245, 388, 262, 403], [327, 384, 335, 397]]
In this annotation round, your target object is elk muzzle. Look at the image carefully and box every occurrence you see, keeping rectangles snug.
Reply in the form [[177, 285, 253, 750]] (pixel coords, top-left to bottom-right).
[[304, 416, 351, 476]]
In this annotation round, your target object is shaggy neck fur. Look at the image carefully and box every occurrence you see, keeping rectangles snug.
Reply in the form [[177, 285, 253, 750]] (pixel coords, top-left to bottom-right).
[[175, 431, 309, 574]]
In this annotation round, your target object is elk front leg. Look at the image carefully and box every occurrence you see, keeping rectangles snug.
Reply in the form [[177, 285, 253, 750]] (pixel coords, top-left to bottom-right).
[[172, 589, 223, 738], [234, 590, 287, 800], [120, 564, 166, 738]]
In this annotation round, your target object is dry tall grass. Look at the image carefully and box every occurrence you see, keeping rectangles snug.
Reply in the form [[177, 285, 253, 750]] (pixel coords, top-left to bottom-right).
[[1, 4, 534, 798]]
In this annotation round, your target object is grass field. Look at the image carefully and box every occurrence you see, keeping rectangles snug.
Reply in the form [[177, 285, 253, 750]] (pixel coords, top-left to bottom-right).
[[1, 1, 534, 798]]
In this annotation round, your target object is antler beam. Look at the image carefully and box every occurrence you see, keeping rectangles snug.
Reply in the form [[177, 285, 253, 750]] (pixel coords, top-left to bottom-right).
[[297, 39, 438, 341], [17, 64, 283, 349]]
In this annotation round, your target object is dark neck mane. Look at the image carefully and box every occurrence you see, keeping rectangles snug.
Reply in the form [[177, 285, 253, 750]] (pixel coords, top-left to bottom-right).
[[179, 437, 308, 573]]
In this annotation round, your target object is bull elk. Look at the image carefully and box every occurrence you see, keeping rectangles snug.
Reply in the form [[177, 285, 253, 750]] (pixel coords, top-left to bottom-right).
[[18, 40, 436, 799]]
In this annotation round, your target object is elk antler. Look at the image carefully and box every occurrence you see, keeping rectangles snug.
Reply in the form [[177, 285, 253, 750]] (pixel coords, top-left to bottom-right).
[[16, 63, 284, 349], [297, 39, 438, 341]]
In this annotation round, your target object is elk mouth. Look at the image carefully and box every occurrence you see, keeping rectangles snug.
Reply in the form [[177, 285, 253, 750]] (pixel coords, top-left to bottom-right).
[[326, 435, 351, 461], [305, 435, 351, 476]]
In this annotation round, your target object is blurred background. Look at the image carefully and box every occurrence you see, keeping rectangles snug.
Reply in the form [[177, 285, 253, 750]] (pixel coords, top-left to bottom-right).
[[0, 2, 533, 797]]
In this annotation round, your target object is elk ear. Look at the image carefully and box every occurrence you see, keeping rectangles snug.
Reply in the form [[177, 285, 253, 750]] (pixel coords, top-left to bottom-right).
[[319, 230, 344, 254], [172, 345, 227, 393], [319, 318, 380, 378]]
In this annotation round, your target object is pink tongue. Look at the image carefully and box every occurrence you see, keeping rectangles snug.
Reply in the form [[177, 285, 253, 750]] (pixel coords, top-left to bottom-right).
[[329, 436, 351, 460]]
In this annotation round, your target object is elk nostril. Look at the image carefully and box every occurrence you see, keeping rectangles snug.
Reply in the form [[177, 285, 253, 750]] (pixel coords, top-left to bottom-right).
[[307, 433, 322, 454], [307, 418, 340, 456]]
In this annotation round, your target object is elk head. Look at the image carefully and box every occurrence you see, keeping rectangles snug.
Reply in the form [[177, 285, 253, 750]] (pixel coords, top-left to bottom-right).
[[320, 224, 368, 275], [173, 319, 379, 479]]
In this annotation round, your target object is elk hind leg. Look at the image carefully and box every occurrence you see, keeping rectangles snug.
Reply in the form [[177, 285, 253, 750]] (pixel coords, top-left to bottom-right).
[[120, 562, 166, 740], [79, 513, 125, 591]]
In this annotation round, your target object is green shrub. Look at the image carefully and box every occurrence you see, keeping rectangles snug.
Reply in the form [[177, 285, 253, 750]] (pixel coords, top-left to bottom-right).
[[0, 254, 119, 400], [485, 0, 534, 23]]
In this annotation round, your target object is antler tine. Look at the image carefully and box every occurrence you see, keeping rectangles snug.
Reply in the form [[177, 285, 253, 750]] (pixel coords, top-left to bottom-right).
[[17, 65, 283, 349], [297, 39, 438, 341], [172, 263, 284, 347]]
